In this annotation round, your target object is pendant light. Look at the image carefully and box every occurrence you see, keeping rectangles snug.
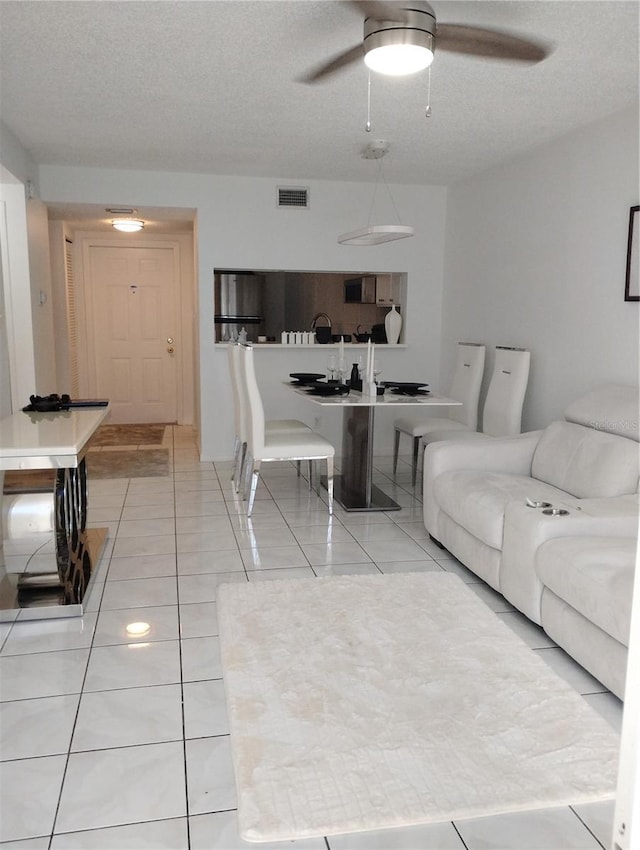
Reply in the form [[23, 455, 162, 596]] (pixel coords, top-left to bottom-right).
[[338, 141, 414, 246]]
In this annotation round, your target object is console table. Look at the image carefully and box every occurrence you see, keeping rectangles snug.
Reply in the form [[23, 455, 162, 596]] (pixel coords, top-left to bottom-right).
[[0, 405, 110, 621]]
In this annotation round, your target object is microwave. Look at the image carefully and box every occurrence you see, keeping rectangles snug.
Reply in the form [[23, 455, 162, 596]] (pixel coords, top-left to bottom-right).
[[344, 275, 376, 304]]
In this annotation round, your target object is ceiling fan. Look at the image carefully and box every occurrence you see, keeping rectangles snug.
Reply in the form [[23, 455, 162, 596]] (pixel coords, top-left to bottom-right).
[[300, 0, 550, 84]]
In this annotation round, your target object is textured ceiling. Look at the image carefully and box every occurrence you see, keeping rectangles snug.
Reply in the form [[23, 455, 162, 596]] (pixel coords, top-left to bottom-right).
[[1, 0, 638, 200]]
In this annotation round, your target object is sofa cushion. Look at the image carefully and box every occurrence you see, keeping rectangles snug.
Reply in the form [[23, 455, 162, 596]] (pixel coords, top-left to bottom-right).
[[433, 470, 571, 550], [536, 537, 637, 645], [531, 421, 640, 498]]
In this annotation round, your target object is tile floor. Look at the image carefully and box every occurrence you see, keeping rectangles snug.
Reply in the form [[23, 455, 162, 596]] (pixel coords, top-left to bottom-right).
[[0, 426, 623, 849]]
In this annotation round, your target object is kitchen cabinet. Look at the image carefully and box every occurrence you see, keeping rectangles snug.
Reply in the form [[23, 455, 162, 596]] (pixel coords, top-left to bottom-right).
[[375, 275, 394, 305]]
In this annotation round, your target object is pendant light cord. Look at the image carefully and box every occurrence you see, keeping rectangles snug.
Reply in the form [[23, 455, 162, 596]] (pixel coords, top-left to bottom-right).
[[366, 158, 403, 226]]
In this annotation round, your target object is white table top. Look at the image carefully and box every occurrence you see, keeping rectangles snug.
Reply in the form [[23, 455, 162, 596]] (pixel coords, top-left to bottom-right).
[[291, 387, 461, 408], [0, 406, 111, 470]]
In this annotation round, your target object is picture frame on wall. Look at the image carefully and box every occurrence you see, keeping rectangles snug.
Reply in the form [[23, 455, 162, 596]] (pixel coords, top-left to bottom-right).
[[624, 205, 639, 302]]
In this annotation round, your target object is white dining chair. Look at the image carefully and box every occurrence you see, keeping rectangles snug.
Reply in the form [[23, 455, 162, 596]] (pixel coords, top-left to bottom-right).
[[393, 342, 486, 486], [237, 343, 335, 516], [421, 346, 531, 447], [227, 342, 311, 491]]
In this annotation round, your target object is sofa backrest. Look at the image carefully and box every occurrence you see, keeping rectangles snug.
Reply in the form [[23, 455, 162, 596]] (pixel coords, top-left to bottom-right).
[[531, 384, 640, 498]]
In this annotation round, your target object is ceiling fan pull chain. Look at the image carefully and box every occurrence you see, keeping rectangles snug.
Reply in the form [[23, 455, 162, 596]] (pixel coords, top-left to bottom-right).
[[425, 66, 432, 118], [366, 71, 372, 132]]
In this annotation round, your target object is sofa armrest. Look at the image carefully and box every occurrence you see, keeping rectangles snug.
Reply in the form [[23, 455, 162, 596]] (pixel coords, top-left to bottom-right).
[[423, 430, 543, 538], [500, 495, 639, 623]]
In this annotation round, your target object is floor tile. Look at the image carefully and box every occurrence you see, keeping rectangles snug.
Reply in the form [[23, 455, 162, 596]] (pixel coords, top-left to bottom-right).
[[376, 560, 443, 574], [71, 683, 183, 751], [300, 541, 372, 566], [178, 571, 247, 604], [84, 640, 181, 691], [50, 817, 189, 849], [181, 635, 222, 681], [0, 649, 89, 701], [247, 567, 316, 581], [55, 741, 187, 833], [344, 523, 416, 544], [497, 610, 557, 649], [292, 524, 354, 545], [327, 820, 467, 849], [240, 545, 309, 570], [0, 755, 67, 842], [179, 601, 219, 638], [177, 548, 245, 574], [112, 533, 176, 558], [582, 692, 624, 732], [121, 502, 177, 520], [454, 805, 604, 849], [358, 538, 430, 562], [233, 524, 299, 548], [467, 581, 516, 613], [313, 563, 381, 577], [183, 678, 229, 738], [175, 498, 230, 518], [190, 809, 327, 849], [571, 799, 616, 848], [94, 605, 179, 646], [106, 553, 178, 581], [535, 647, 608, 695], [116, 518, 176, 538], [0, 614, 97, 655], [177, 530, 238, 553], [100, 576, 178, 609], [185, 736, 237, 815], [0, 694, 80, 759], [176, 515, 234, 534]]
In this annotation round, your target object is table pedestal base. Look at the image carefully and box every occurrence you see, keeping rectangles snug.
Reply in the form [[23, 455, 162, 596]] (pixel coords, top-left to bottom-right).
[[329, 475, 400, 512]]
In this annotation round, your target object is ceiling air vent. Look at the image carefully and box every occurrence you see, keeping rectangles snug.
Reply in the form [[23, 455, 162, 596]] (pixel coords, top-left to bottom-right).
[[277, 187, 309, 209]]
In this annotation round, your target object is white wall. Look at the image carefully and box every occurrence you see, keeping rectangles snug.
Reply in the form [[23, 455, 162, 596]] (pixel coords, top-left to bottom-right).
[[26, 198, 56, 393], [37, 166, 448, 458], [441, 106, 639, 431]]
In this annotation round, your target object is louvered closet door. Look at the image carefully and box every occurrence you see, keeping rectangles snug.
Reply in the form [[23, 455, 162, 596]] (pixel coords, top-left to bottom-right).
[[89, 245, 178, 423]]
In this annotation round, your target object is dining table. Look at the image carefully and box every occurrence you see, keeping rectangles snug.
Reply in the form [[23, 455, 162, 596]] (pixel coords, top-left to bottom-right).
[[289, 384, 461, 512]]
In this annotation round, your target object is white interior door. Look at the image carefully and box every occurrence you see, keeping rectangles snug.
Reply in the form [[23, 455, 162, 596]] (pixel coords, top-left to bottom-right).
[[89, 245, 178, 423]]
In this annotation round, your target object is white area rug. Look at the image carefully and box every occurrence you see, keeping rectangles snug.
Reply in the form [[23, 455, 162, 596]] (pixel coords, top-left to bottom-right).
[[218, 573, 619, 843]]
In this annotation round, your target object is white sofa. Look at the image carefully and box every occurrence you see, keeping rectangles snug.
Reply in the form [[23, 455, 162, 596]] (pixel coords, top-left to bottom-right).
[[423, 384, 639, 697]]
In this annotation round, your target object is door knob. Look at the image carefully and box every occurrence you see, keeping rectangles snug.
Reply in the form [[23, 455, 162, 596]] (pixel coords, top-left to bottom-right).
[[167, 337, 174, 344], [167, 346, 175, 354]]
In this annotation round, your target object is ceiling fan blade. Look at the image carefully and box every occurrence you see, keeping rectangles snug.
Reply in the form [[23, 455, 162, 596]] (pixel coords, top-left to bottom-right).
[[298, 44, 364, 84], [436, 24, 550, 63]]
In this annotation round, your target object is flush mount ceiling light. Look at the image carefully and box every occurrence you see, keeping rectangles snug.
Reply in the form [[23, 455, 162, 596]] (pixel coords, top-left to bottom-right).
[[338, 140, 414, 247], [112, 218, 144, 233], [363, 7, 434, 76], [106, 207, 145, 232]]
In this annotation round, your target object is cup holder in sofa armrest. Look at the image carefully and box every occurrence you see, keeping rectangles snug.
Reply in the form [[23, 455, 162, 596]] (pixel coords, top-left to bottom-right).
[[526, 498, 552, 509], [542, 508, 570, 516]]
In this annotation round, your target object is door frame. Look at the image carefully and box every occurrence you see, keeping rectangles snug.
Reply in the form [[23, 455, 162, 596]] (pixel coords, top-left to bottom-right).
[[78, 235, 192, 424]]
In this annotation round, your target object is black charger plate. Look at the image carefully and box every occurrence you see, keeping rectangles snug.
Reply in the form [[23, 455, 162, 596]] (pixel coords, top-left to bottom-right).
[[290, 372, 326, 385]]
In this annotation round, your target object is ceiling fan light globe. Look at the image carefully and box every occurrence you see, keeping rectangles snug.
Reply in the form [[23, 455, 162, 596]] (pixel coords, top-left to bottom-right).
[[364, 43, 434, 75]]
